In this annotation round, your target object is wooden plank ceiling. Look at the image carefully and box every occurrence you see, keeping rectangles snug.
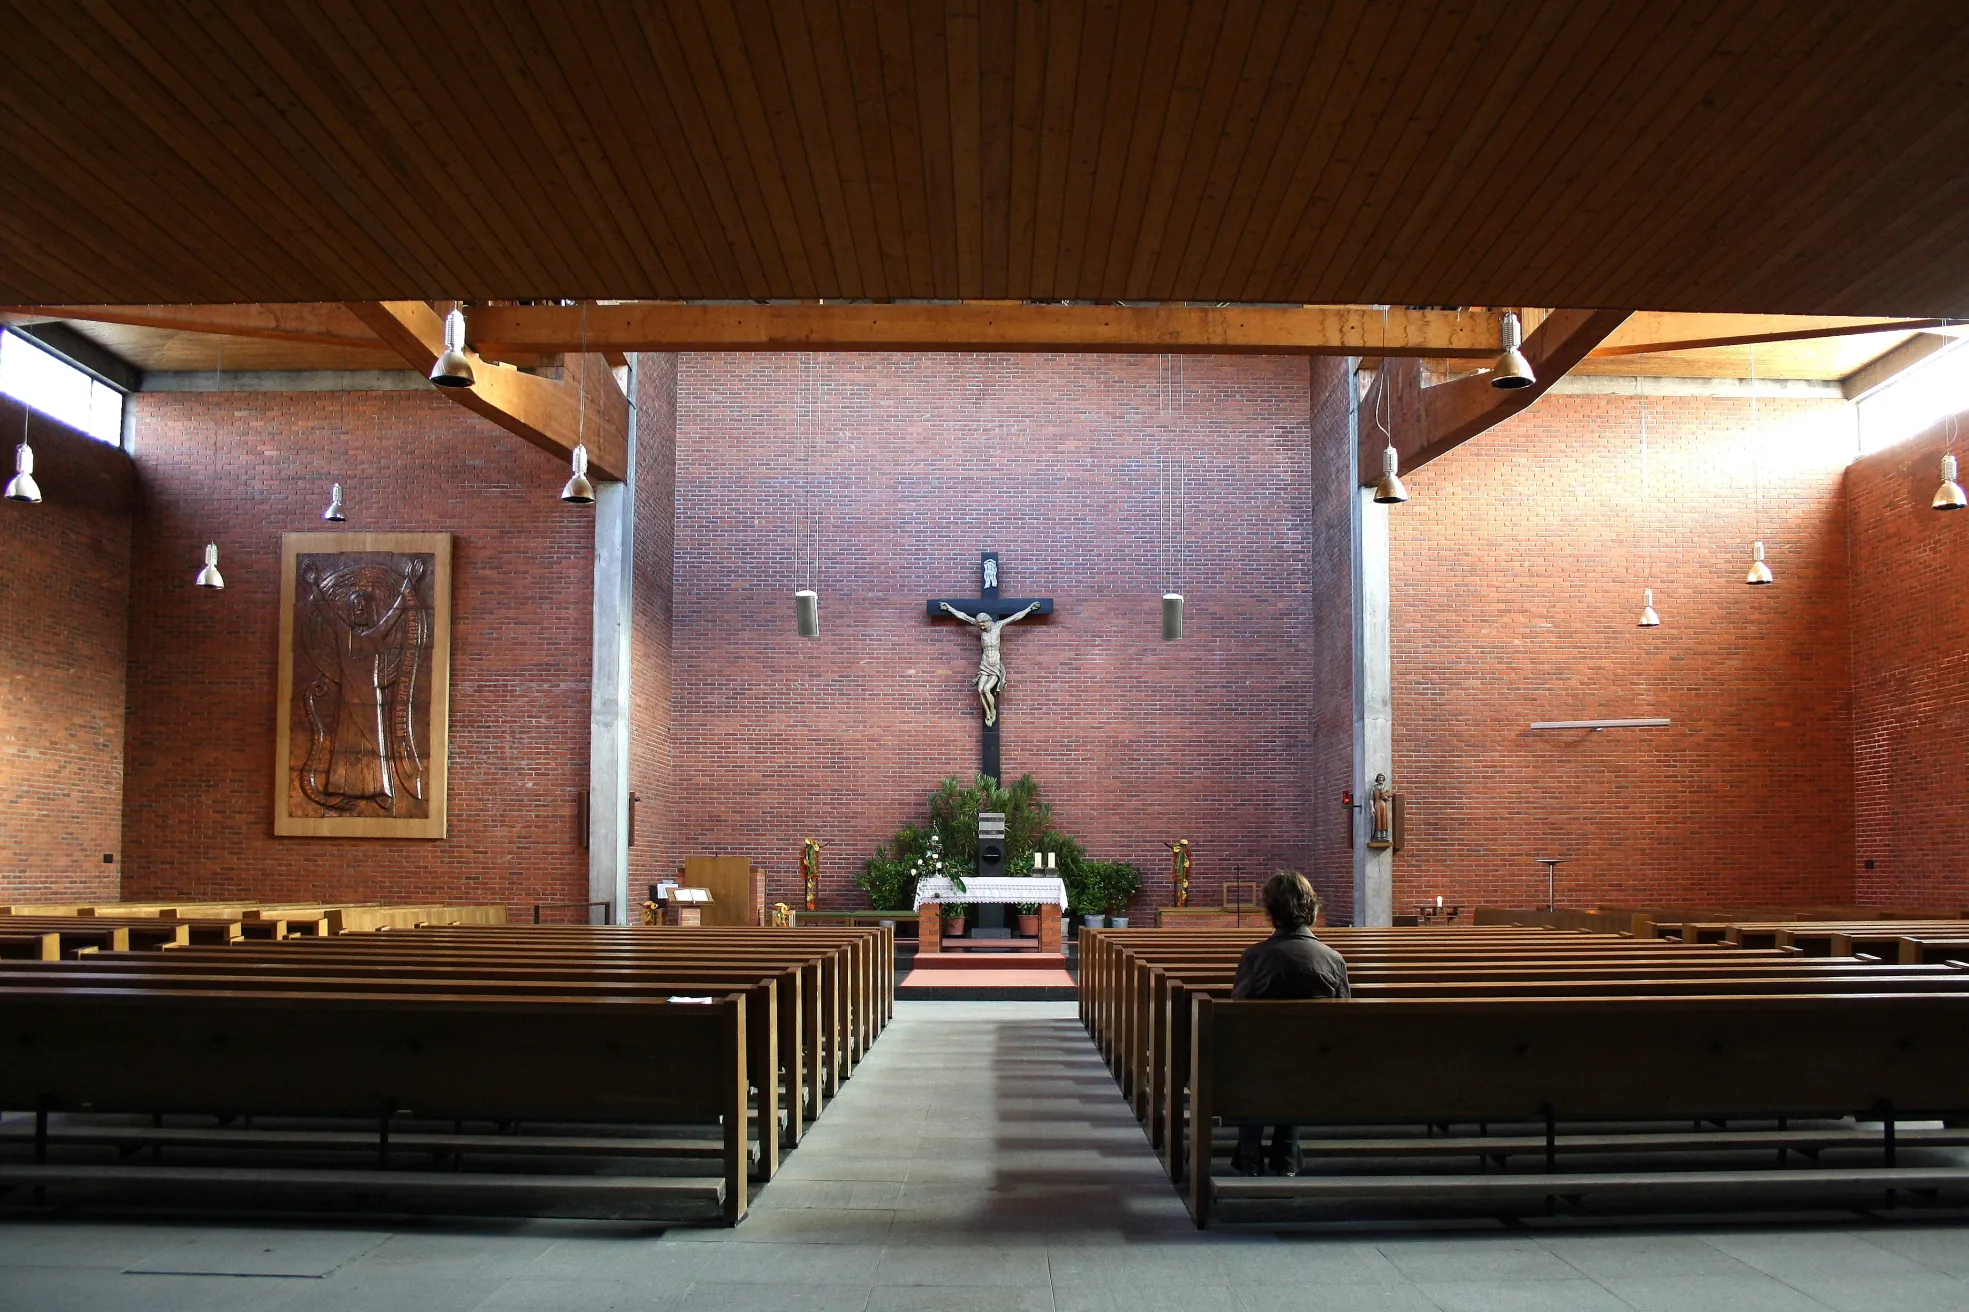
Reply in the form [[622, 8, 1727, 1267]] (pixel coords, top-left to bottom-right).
[[1, 1, 1966, 314]]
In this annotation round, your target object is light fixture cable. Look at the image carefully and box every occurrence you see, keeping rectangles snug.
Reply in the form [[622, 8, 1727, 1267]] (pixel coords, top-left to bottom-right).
[[1745, 343, 1773, 584]]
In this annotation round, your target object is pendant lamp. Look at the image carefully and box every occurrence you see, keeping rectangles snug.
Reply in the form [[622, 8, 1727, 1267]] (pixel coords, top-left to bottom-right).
[[5, 441, 41, 503], [561, 443, 595, 504], [1638, 588, 1661, 627], [1161, 593, 1185, 641], [1372, 444, 1410, 504], [1936, 454, 1967, 511], [1745, 540, 1774, 585], [194, 543, 225, 589], [322, 482, 346, 522], [429, 307, 475, 388], [1489, 312, 1534, 389], [795, 589, 820, 637]]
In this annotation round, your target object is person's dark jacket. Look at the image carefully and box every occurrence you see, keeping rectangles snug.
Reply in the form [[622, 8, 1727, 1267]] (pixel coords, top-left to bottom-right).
[[1231, 926, 1351, 1000]]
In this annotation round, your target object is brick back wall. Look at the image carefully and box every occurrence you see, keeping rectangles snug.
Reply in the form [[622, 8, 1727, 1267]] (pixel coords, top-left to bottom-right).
[[121, 389, 594, 911], [1306, 359, 1358, 921], [629, 355, 679, 901], [0, 400, 135, 900], [1389, 391, 1857, 912], [672, 352, 1317, 913], [1849, 414, 1969, 908]]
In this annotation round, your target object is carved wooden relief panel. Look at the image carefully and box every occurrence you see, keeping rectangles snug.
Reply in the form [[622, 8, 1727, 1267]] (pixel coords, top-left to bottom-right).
[[276, 532, 452, 838]]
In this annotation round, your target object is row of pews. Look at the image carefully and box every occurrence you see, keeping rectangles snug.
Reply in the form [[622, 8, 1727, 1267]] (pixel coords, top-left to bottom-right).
[[0, 922, 893, 1224], [1485, 904, 1969, 965], [0, 901, 511, 959], [1081, 925, 1969, 1227]]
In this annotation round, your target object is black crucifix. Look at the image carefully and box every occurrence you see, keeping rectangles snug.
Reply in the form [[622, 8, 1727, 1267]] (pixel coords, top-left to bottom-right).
[[927, 551, 1054, 783]]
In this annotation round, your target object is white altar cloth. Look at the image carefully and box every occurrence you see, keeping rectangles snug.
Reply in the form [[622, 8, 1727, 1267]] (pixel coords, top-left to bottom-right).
[[912, 875, 1068, 910]]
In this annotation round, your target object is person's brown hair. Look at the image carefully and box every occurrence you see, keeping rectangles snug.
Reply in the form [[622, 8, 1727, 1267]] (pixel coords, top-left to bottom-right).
[[1261, 870, 1320, 931]]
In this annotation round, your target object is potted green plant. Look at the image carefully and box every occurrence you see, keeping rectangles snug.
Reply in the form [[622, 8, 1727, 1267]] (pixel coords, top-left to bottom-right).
[[943, 902, 970, 937], [1015, 902, 1040, 936], [1102, 860, 1142, 928]]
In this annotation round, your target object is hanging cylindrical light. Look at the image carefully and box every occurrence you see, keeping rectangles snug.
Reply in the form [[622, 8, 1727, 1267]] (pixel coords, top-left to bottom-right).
[[322, 481, 346, 522], [1745, 540, 1774, 585], [194, 543, 225, 589], [1372, 444, 1410, 504], [1161, 593, 1185, 641], [1489, 311, 1534, 389], [1638, 588, 1661, 627], [1936, 454, 1967, 511], [795, 588, 820, 638], [5, 441, 41, 504], [560, 443, 595, 504], [430, 307, 475, 388]]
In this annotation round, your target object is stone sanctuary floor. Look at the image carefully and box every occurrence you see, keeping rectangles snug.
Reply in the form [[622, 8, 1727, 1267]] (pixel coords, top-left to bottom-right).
[[9, 1002, 1969, 1310]]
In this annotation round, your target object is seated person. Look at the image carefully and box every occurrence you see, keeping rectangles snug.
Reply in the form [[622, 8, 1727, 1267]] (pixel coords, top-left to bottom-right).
[[1229, 870, 1351, 1176]]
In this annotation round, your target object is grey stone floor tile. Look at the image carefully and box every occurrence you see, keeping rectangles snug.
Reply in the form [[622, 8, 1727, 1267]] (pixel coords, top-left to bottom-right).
[[1052, 1286, 1241, 1312], [1802, 1271, 1969, 1312], [1413, 1277, 1634, 1312], [701, 1210, 897, 1244], [1534, 1233, 1761, 1280], [1596, 1274, 1833, 1312], [474, 1277, 686, 1311], [0, 1222, 208, 1271], [1374, 1237, 1586, 1282], [865, 1284, 1054, 1311], [685, 1241, 885, 1283], [121, 1227, 390, 1277], [514, 1235, 715, 1282], [1704, 1229, 1936, 1280], [1853, 1225, 1969, 1275], [1227, 1285, 1442, 1312], [1218, 1237, 1405, 1284], [261, 1269, 512, 1312], [0, 1269, 304, 1312], [671, 1282, 874, 1312], [875, 1241, 1051, 1285]]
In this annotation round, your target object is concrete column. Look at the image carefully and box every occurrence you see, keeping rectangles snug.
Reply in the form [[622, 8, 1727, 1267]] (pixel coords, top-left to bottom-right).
[[587, 357, 638, 925], [1352, 484, 1394, 927]]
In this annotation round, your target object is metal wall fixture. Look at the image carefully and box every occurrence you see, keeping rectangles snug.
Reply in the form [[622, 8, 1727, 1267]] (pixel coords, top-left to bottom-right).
[[1489, 311, 1534, 389], [560, 443, 594, 504], [194, 542, 225, 589], [321, 481, 346, 522], [430, 306, 475, 388], [1745, 539, 1774, 585]]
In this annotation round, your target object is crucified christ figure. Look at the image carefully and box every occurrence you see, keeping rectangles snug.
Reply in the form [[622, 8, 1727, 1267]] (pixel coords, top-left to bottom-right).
[[939, 601, 1040, 727]]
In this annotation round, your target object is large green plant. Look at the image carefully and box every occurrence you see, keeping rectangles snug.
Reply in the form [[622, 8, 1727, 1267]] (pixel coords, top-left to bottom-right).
[[859, 773, 1088, 911]]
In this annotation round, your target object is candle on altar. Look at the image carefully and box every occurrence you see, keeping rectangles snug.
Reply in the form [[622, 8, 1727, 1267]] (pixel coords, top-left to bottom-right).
[[1033, 852, 1043, 870], [1047, 852, 1057, 870], [1437, 895, 1443, 908]]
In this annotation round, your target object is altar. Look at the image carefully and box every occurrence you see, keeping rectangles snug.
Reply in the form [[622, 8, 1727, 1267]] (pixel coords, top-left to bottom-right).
[[914, 876, 1066, 955]]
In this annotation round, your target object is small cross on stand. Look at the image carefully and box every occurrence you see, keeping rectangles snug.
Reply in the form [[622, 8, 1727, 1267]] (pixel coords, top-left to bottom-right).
[[926, 551, 1054, 782]]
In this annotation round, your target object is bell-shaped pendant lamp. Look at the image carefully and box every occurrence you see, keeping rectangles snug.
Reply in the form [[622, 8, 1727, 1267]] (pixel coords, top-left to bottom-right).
[[1372, 444, 1410, 504], [5, 442, 42, 504], [1161, 592, 1185, 641], [322, 481, 346, 522], [194, 543, 225, 590], [1489, 311, 1535, 389], [795, 589, 820, 637], [429, 307, 476, 389], [561, 443, 595, 504], [1934, 453, 1967, 511], [1745, 540, 1774, 585], [1638, 588, 1661, 627]]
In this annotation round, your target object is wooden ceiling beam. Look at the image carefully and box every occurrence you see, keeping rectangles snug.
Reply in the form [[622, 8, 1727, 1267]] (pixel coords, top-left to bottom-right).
[[0, 303, 385, 350], [1358, 308, 1631, 488], [466, 302, 1509, 357], [1590, 312, 1951, 358], [347, 302, 628, 482]]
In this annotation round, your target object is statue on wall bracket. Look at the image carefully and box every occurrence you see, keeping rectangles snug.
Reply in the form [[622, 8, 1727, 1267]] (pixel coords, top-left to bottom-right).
[[1367, 773, 1396, 850], [275, 532, 452, 838]]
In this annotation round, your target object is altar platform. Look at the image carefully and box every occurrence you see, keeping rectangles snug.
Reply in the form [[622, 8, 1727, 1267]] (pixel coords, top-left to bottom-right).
[[898, 950, 1077, 1000]]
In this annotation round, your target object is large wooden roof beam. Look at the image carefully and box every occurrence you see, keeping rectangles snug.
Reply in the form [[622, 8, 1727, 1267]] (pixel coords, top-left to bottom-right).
[[348, 302, 628, 481], [1358, 309, 1631, 487], [0, 303, 384, 350], [1590, 313, 1951, 358], [464, 303, 1508, 358]]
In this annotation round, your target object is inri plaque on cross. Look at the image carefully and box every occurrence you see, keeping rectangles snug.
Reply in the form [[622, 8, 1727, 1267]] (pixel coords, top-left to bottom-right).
[[927, 551, 1054, 782]]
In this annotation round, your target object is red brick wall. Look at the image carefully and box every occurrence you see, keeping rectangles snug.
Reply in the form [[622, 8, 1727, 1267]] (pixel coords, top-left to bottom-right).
[[629, 355, 679, 903], [1849, 414, 1969, 908], [1389, 390, 1857, 912], [120, 389, 594, 911], [1306, 359, 1358, 921], [0, 399, 134, 900], [671, 352, 1317, 914]]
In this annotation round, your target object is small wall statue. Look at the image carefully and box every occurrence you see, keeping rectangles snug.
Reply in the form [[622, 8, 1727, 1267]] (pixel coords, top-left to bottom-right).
[[800, 838, 828, 911], [1165, 838, 1193, 907], [1367, 773, 1395, 850]]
